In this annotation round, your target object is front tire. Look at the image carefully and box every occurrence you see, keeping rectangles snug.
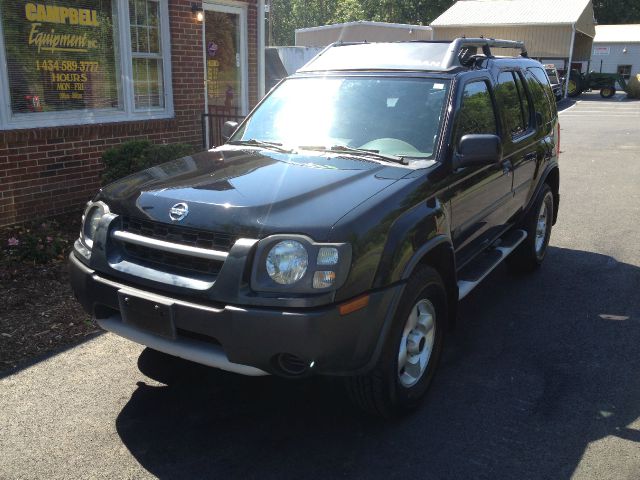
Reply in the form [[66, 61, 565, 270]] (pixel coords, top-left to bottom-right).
[[600, 86, 616, 98], [345, 266, 446, 417], [507, 183, 554, 273]]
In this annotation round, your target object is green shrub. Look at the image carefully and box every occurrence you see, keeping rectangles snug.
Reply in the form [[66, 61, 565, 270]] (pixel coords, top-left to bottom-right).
[[101, 140, 197, 185], [627, 74, 640, 99]]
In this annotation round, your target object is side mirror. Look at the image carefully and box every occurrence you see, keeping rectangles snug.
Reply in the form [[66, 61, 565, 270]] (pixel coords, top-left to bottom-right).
[[222, 121, 239, 141], [453, 134, 502, 169]]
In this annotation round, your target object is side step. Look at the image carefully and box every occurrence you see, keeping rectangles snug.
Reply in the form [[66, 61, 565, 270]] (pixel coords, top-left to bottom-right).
[[457, 229, 527, 300]]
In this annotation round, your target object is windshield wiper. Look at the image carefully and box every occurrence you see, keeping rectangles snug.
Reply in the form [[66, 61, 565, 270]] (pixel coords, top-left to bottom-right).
[[298, 145, 407, 164], [228, 139, 295, 153]]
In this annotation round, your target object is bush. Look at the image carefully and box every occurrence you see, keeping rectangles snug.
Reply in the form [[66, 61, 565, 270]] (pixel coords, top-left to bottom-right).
[[627, 74, 640, 99], [101, 140, 197, 185]]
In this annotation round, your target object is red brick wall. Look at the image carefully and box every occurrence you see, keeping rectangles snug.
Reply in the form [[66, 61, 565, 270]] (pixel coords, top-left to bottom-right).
[[0, 0, 258, 227], [247, 0, 259, 106]]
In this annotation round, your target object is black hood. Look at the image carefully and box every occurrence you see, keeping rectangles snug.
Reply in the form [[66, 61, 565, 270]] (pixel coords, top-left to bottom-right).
[[98, 147, 408, 241]]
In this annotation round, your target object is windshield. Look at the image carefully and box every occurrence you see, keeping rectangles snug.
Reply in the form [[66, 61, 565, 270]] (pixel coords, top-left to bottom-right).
[[232, 76, 450, 160], [545, 68, 559, 84]]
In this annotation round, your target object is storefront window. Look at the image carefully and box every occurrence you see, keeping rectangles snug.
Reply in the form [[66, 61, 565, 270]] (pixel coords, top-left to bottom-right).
[[1, 1, 120, 114], [0, 0, 172, 128]]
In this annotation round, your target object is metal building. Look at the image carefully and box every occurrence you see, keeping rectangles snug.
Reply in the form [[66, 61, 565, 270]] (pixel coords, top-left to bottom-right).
[[295, 21, 432, 47], [431, 0, 596, 97], [590, 24, 640, 83]]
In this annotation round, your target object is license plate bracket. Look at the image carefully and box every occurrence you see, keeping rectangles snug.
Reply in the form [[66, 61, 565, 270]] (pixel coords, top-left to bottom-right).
[[118, 290, 176, 339]]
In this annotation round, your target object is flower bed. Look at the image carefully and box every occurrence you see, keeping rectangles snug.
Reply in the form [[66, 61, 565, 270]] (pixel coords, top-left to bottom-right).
[[0, 214, 98, 373]]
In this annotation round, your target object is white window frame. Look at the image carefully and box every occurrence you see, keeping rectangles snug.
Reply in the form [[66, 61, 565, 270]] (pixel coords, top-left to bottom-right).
[[0, 0, 174, 131], [617, 64, 632, 81], [128, 0, 167, 111]]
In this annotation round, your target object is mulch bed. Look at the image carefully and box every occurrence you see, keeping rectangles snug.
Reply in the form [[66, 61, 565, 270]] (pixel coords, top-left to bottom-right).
[[0, 213, 100, 373]]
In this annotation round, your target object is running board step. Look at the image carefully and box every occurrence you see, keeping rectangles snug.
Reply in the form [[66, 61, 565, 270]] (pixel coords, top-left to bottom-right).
[[457, 229, 527, 300]]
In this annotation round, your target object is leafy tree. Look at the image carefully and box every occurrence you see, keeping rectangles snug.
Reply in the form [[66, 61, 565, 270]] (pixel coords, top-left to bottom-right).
[[270, 0, 455, 46], [593, 0, 640, 24]]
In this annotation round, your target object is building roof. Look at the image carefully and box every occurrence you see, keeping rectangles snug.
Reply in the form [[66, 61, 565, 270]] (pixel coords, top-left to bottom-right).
[[593, 24, 640, 43], [431, 0, 592, 27]]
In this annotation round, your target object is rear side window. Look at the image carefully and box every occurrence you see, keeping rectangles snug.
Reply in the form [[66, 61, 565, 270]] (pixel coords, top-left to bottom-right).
[[495, 71, 532, 138], [525, 69, 553, 127], [529, 67, 557, 115], [454, 80, 497, 146]]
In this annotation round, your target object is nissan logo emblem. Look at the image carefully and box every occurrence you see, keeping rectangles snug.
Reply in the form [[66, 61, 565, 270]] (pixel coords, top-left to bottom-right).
[[169, 202, 189, 221]]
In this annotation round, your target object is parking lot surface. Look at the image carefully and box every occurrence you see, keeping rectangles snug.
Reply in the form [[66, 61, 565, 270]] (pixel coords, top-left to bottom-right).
[[1, 92, 639, 480]]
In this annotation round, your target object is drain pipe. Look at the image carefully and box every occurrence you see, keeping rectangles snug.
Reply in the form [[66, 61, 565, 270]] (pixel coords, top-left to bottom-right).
[[564, 23, 576, 99]]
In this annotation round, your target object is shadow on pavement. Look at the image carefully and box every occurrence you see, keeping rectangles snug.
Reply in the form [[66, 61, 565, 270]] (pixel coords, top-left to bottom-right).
[[0, 330, 104, 380], [573, 91, 637, 103], [116, 246, 640, 479], [556, 98, 577, 111]]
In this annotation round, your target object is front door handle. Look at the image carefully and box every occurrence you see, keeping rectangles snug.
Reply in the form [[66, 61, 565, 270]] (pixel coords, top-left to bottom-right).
[[502, 160, 513, 175]]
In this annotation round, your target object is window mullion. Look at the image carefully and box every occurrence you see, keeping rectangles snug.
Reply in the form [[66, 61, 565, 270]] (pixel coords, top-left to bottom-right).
[[159, 0, 173, 117], [119, 0, 135, 115]]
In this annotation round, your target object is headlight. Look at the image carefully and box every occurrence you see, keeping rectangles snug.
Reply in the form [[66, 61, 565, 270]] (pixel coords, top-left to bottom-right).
[[251, 235, 352, 294], [81, 201, 109, 249], [266, 240, 309, 284]]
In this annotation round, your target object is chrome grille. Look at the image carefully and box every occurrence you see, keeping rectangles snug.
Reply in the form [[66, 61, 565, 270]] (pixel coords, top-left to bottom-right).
[[122, 216, 236, 251], [116, 216, 235, 277], [122, 243, 223, 276]]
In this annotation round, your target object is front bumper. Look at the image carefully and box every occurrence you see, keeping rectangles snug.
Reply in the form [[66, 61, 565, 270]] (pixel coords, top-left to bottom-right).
[[69, 252, 403, 376]]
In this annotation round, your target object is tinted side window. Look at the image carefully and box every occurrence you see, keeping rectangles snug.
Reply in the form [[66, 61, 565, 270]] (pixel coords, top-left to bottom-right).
[[495, 71, 527, 137], [455, 80, 497, 146], [525, 69, 553, 127], [529, 67, 557, 115]]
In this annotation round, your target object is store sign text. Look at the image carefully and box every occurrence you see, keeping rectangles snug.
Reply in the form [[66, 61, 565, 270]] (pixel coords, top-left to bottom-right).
[[21, 1, 105, 103], [25, 3, 100, 26], [28, 24, 98, 53]]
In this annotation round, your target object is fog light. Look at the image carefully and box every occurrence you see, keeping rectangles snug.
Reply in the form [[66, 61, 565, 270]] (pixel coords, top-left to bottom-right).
[[317, 247, 338, 265], [313, 271, 336, 288]]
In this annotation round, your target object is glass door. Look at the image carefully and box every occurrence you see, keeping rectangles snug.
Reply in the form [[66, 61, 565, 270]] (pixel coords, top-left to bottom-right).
[[203, 4, 248, 118]]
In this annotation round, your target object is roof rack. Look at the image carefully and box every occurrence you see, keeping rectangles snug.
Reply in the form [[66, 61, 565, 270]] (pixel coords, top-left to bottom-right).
[[442, 38, 528, 68], [298, 37, 529, 73]]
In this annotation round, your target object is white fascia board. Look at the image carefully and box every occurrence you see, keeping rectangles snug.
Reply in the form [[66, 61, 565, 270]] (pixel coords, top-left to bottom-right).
[[431, 22, 573, 27]]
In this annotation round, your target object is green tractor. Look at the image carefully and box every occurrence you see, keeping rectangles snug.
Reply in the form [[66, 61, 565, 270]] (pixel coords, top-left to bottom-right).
[[566, 70, 628, 98]]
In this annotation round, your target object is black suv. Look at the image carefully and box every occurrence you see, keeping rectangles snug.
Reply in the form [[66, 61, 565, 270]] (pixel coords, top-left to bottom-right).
[[70, 38, 560, 416]]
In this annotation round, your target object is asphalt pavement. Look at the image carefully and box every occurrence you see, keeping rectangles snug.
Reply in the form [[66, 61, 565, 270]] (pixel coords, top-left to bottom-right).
[[1, 91, 639, 480]]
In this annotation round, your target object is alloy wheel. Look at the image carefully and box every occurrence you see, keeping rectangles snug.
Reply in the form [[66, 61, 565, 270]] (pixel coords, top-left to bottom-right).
[[397, 299, 436, 388]]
